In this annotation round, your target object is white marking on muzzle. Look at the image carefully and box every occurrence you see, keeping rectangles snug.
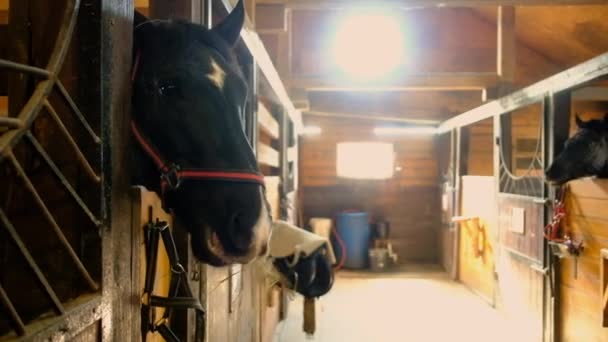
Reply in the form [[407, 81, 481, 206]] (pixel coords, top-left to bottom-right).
[[206, 58, 226, 90], [206, 189, 271, 264]]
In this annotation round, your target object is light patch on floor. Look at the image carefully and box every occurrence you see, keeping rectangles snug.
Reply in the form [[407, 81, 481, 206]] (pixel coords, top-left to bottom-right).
[[273, 265, 533, 342]]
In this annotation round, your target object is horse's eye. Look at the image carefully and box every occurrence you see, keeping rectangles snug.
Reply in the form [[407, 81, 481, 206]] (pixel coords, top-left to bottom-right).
[[158, 83, 179, 97]]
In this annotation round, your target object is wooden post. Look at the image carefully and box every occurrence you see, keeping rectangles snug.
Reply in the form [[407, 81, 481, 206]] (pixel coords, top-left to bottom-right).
[[150, 0, 202, 22], [100, 0, 136, 340], [303, 297, 316, 335], [543, 91, 571, 342], [497, 6, 516, 85]]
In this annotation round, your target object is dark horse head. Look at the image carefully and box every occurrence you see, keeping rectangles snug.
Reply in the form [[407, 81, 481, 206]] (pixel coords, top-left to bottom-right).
[[545, 113, 608, 185], [131, 1, 271, 266]]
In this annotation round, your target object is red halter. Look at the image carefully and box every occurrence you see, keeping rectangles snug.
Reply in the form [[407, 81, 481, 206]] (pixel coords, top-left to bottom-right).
[[130, 51, 265, 194]]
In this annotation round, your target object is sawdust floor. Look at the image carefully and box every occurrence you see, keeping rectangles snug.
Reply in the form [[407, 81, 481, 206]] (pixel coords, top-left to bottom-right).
[[272, 264, 530, 342]]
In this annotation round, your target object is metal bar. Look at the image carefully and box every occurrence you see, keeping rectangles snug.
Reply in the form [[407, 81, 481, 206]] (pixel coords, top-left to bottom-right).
[[438, 52, 608, 133], [0, 284, 26, 336], [257, 0, 608, 8], [0, 58, 51, 78], [0, 208, 65, 314], [7, 151, 99, 290], [44, 100, 100, 183], [0, 117, 23, 129], [0, 0, 81, 156], [25, 132, 102, 227], [304, 110, 441, 125], [289, 72, 499, 91], [55, 80, 101, 144]]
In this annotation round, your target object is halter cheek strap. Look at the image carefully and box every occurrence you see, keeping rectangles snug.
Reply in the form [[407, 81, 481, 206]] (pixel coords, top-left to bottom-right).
[[130, 121, 265, 194]]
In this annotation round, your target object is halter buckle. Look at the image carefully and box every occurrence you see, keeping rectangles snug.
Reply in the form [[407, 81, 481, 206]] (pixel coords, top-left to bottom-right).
[[161, 163, 182, 190]]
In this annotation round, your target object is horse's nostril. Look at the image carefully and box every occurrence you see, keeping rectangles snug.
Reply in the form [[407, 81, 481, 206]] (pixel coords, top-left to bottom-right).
[[227, 212, 253, 254]]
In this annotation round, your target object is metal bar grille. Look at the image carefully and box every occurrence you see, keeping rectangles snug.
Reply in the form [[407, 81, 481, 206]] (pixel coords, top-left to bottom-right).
[[497, 104, 545, 198], [0, 0, 105, 337]]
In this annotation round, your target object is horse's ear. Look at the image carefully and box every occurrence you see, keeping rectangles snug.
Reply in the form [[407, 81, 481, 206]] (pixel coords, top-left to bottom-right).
[[575, 114, 584, 128], [212, 0, 245, 47], [134, 10, 149, 30]]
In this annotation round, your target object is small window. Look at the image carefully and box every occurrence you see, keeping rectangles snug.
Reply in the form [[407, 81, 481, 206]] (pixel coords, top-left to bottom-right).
[[337, 142, 395, 180]]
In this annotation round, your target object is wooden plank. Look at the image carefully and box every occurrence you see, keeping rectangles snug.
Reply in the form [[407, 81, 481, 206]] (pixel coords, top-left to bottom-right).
[[568, 179, 608, 200], [258, 101, 279, 139], [496, 6, 516, 83], [572, 87, 608, 101], [287, 146, 297, 162], [100, 0, 136, 340], [257, 0, 607, 7], [149, 0, 201, 22], [134, 0, 149, 8], [255, 4, 286, 32], [0, 0, 7, 24], [257, 142, 279, 167], [438, 52, 608, 133], [220, 0, 302, 132], [264, 176, 281, 220], [289, 72, 499, 91], [0, 96, 6, 116], [305, 110, 442, 125]]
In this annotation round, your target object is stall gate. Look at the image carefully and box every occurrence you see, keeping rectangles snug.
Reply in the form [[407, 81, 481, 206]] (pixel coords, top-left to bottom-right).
[[0, 0, 299, 340]]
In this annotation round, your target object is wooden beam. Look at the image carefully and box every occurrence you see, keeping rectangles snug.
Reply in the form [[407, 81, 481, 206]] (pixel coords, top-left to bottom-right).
[[496, 6, 516, 84], [257, 0, 608, 9], [255, 4, 286, 32], [134, 0, 149, 8], [438, 52, 608, 133], [305, 110, 441, 125], [149, 0, 199, 21], [572, 86, 608, 101], [257, 142, 280, 167], [220, 0, 302, 132], [245, 0, 256, 28], [289, 73, 500, 91], [287, 146, 297, 162], [258, 101, 280, 139], [0, 0, 8, 24]]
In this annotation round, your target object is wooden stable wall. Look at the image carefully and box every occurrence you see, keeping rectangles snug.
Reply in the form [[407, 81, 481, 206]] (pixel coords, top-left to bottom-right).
[[560, 179, 608, 342], [300, 115, 440, 262]]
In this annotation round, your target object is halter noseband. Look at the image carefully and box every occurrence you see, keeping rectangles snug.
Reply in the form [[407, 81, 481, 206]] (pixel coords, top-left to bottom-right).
[[131, 50, 265, 195]]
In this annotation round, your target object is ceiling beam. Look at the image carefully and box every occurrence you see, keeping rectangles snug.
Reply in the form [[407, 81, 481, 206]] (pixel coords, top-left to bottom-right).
[[438, 52, 608, 133], [289, 72, 499, 91], [257, 0, 607, 9], [305, 110, 442, 124], [572, 86, 608, 101]]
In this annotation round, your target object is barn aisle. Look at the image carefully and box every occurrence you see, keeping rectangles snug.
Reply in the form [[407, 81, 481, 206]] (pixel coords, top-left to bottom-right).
[[273, 265, 528, 342]]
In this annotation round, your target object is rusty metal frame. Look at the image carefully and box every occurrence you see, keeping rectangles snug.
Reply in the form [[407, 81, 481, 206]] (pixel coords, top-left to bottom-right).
[[0, 0, 105, 337]]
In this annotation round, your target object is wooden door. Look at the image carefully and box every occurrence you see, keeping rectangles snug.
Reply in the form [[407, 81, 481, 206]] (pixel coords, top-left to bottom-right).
[[495, 195, 545, 342], [458, 176, 497, 304]]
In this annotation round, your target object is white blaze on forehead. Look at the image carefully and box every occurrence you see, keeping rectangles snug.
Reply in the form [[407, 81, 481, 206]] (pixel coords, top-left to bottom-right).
[[206, 57, 227, 90]]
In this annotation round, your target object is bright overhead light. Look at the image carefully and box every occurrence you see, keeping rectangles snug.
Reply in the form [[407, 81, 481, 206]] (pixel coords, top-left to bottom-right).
[[374, 126, 438, 136], [300, 126, 322, 135], [329, 8, 404, 79]]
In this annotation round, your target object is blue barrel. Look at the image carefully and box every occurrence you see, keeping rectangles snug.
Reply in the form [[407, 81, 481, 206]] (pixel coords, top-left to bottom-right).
[[336, 211, 371, 269]]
